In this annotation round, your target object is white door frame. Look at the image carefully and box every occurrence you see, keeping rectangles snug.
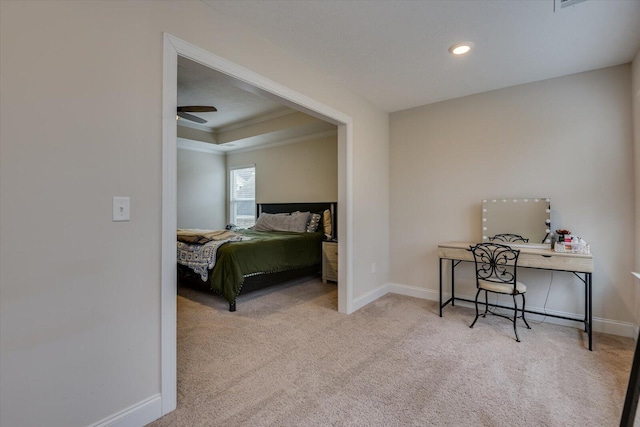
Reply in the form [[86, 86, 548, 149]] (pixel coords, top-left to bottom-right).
[[161, 33, 353, 415]]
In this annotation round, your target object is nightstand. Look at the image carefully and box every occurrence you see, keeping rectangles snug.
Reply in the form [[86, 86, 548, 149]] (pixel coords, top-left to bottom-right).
[[322, 241, 338, 283]]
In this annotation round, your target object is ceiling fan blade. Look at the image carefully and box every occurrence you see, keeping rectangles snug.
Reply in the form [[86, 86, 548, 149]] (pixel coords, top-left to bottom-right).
[[177, 106, 217, 113], [177, 111, 207, 124]]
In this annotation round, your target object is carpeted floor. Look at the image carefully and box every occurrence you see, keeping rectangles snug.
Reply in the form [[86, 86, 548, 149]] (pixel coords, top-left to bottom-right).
[[149, 277, 636, 427]]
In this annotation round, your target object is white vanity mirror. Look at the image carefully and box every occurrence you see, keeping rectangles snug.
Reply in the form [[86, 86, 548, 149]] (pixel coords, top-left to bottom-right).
[[482, 198, 551, 248]]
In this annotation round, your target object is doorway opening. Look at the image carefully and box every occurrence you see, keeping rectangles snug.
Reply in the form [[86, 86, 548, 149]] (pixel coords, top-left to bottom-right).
[[161, 33, 353, 415]]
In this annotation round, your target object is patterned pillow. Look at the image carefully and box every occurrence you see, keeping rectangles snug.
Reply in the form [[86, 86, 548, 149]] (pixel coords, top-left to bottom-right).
[[306, 213, 321, 233]]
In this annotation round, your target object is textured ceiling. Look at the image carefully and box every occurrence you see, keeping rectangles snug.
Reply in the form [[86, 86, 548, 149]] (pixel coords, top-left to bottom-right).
[[177, 56, 336, 153], [177, 56, 292, 129], [203, 0, 640, 112]]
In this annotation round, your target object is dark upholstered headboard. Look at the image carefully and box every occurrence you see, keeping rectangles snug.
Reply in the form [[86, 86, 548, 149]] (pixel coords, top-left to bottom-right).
[[257, 202, 337, 239]]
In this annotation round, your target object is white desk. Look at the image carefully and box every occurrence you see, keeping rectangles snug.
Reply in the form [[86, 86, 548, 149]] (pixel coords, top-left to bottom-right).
[[438, 242, 594, 350]]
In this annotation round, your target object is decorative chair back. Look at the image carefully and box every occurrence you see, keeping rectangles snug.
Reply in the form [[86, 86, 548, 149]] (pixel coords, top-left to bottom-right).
[[488, 233, 529, 243], [470, 243, 520, 293]]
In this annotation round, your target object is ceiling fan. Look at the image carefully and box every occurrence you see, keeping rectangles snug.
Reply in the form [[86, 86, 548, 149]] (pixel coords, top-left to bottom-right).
[[177, 106, 217, 124]]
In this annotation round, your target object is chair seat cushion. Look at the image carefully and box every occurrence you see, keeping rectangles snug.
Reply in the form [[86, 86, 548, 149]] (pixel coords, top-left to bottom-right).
[[478, 279, 526, 294]]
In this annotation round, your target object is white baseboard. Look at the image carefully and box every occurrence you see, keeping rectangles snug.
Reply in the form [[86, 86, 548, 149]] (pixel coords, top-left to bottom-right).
[[90, 394, 162, 427], [351, 284, 392, 312], [387, 282, 439, 301], [379, 282, 637, 338]]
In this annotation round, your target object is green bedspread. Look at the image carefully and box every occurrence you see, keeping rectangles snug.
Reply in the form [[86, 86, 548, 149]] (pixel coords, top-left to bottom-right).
[[189, 229, 324, 303]]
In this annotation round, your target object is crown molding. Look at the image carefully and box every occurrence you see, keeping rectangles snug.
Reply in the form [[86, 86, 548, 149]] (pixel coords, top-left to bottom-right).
[[216, 108, 296, 133], [228, 129, 337, 155], [176, 138, 226, 155], [176, 120, 212, 132]]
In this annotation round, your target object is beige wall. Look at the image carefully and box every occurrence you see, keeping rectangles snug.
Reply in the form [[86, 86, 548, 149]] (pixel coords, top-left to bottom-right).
[[11, 2, 636, 426], [226, 135, 338, 204], [177, 148, 226, 229], [390, 65, 634, 329], [0, 1, 390, 426]]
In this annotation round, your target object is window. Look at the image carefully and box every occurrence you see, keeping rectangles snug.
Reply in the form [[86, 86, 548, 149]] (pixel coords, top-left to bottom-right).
[[229, 165, 256, 228]]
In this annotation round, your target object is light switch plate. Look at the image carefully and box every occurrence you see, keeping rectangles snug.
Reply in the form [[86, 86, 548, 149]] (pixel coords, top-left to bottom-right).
[[113, 197, 130, 222]]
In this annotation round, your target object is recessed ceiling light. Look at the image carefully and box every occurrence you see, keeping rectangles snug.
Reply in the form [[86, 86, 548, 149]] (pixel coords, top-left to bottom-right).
[[449, 42, 473, 55]]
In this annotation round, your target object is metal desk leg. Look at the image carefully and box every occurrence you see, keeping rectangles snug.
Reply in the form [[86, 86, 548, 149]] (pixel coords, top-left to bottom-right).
[[440, 259, 461, 316], [451, 259, 455, 307], [588, 273, 592, 351], [584, 273, 588, 333], [439, 258, 443, 317]]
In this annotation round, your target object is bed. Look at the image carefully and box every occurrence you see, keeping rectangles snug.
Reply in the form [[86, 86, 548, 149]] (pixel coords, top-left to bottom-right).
[[177, 202, 337, 312]]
